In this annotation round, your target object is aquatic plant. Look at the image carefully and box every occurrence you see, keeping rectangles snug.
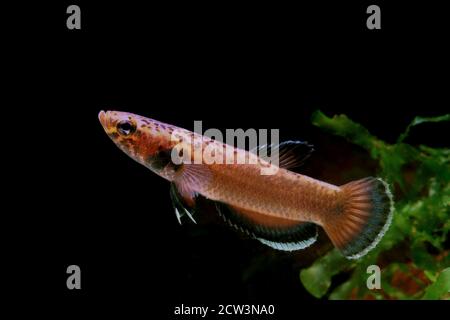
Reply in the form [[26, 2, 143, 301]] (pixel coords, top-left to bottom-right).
[[299, 111, 450, 299]]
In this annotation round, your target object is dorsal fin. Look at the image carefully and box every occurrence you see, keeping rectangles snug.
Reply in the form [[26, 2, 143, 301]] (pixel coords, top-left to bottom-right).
[[251, 141, 314, 169], [215, 202, 318, 251]]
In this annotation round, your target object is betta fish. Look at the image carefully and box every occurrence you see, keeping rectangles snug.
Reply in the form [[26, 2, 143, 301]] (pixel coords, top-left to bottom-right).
[[98, 110, 394, 259]]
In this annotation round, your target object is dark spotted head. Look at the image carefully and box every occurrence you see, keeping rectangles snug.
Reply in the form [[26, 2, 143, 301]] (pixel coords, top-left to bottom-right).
[[98, 110, 187, 177]]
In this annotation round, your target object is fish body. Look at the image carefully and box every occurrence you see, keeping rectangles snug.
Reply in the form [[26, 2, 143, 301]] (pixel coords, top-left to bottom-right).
[[198, 163, 341, 224], [99, 110, 394, 259]]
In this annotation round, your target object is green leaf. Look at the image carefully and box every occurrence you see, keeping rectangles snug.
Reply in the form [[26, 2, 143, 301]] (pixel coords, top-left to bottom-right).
[[300, 249, 353, 298], [311, 110, 382, 152], [422, 268, 450, 300], [424, 270, 438, 282], [411, 243, 439, 272], [398, 114, 450, 143], [305, 110, 450, 300], [329, 277, 357, 300]]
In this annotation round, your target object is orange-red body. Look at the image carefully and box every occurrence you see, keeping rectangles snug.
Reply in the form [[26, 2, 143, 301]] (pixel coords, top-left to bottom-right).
[[99, 110, 393, 259]]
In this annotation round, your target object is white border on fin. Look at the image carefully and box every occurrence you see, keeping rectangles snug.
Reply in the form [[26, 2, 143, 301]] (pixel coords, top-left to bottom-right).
[[174, 207, 182, 225], [183, 207, 197, 224], [257, 228, 318, 251], [346, 178, 394, 260], [173, 205, 197, 225]]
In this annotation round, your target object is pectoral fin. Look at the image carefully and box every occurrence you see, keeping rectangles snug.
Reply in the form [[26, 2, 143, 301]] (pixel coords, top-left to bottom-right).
[[169, 162, 214, 225], [173, 164, 212, 201]]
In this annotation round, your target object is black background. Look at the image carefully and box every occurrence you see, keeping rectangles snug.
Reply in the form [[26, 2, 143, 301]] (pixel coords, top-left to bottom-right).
[[6, 1, 449, 318]]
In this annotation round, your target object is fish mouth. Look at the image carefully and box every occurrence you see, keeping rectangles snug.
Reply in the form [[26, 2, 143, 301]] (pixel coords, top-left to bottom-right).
[[98, 110, 108, 128]]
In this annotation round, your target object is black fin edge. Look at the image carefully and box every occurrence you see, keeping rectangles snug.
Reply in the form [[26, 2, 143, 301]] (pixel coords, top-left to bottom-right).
[[253, 140, 314, 169], [215, 202, 318, 244]]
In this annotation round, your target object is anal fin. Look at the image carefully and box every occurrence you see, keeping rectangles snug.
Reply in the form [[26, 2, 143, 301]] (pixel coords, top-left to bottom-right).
[[215, 203, 318, 251]]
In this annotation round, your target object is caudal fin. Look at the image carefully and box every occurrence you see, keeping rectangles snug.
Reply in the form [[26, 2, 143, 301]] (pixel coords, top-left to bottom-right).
[[323, 177, 394, 259]]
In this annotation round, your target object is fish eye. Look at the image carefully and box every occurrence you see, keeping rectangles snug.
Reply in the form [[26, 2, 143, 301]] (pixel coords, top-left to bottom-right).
[[117, 120, 136, 136]]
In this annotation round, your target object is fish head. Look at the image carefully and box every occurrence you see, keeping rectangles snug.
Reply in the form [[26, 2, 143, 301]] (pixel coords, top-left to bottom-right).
[[98, 110, 187, 176]]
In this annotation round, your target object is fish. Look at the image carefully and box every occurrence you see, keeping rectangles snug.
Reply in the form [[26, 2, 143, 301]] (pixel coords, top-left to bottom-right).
[[98, 110, 394, 259]]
